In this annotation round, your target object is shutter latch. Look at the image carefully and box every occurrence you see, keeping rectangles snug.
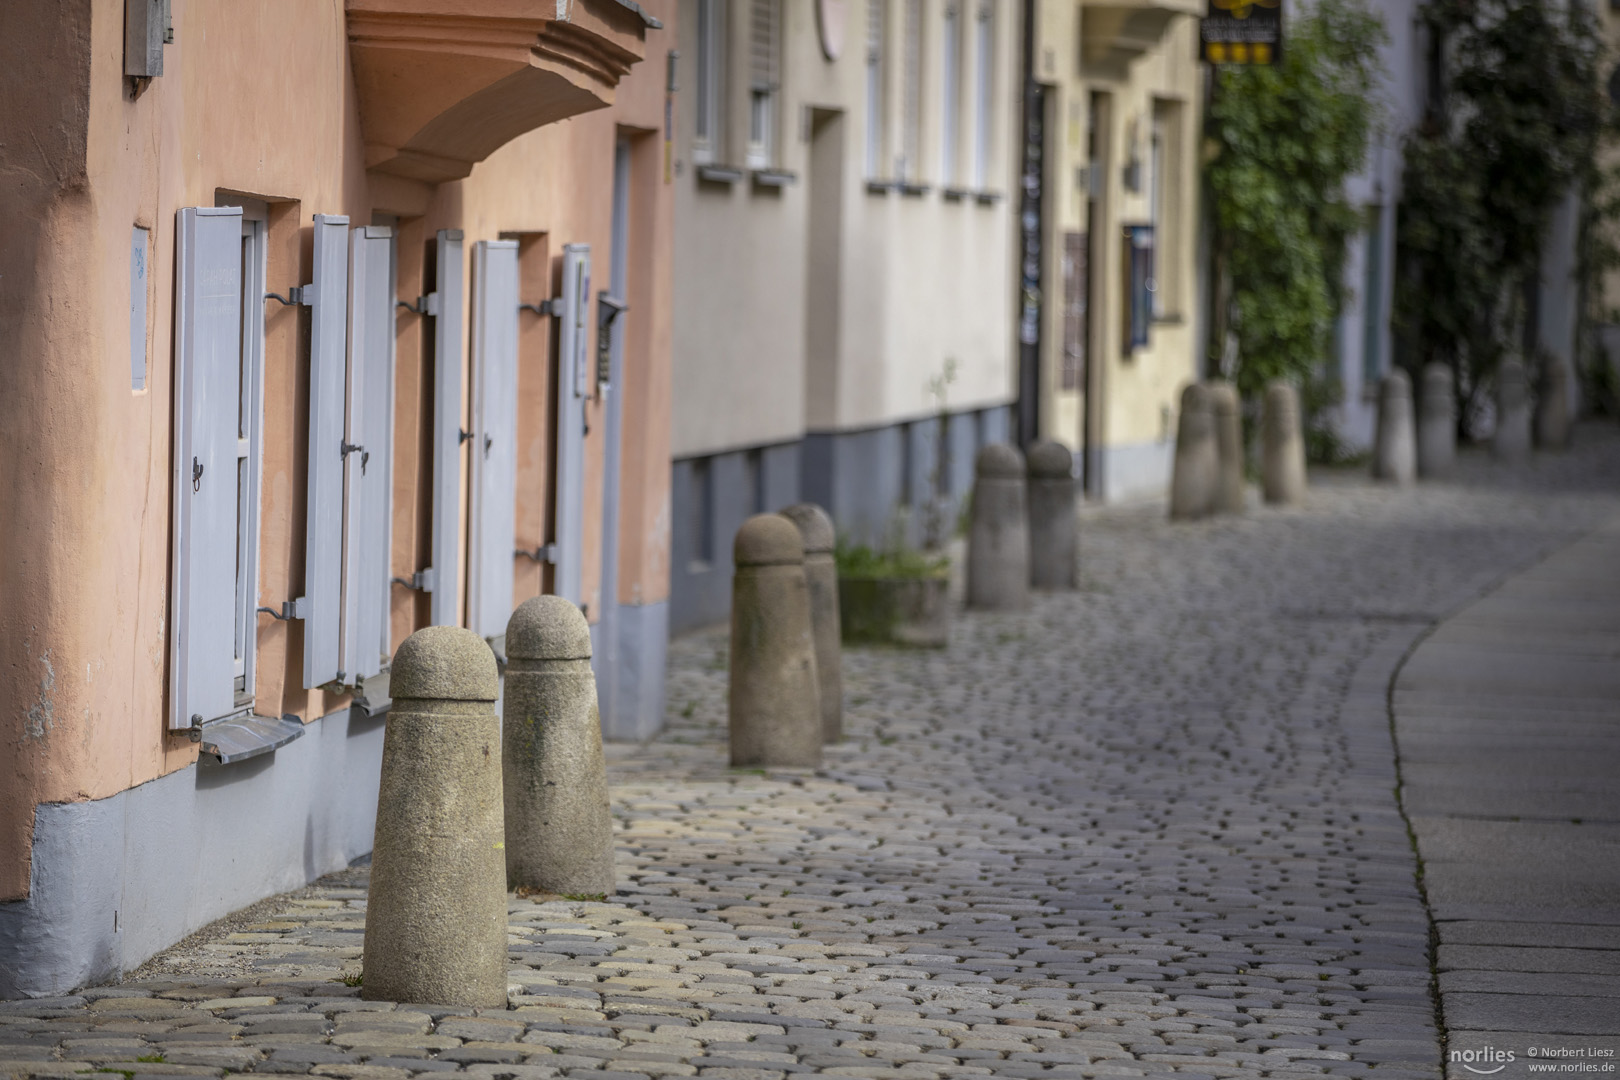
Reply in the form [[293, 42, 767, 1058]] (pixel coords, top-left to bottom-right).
[[265, 286, 312, 307], [516, 544, 558, 564], [341, 441, 368, 474], [520, 298, 561, 317], [392, 568, 437, 593], [257, 597, 308, 622]]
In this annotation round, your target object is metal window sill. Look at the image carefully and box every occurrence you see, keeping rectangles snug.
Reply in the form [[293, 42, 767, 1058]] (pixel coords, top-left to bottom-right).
[[941, 187, 973, 202], [198, 713, 306, 765], [865, 179, 896, 195], [752, 168, 797, 189], [974, 190, 1003, 205], [898, 182, 931, 198], [697, 164, 745, 185], [353, 670, 392, 717]]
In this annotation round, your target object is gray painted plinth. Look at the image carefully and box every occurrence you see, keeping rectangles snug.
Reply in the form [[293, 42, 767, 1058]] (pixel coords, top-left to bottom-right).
[[0, 705, 385, 999], [363, 627, 508, 1007], [505, 596, 614, 897], [728, 514, 821, 768]]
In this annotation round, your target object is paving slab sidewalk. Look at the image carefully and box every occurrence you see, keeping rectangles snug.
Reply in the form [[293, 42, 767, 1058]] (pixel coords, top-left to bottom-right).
[[1395, 514, 1620, 1078]]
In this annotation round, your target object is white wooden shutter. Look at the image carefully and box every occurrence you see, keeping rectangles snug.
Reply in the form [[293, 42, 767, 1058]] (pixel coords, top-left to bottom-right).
[[554, 243, 591, 605], [341, 225, 395, 685], [302, 213, 351, 688], [430, 229, 465, 627], [170, 206, 244, 730], [469, 241, 520, 639]]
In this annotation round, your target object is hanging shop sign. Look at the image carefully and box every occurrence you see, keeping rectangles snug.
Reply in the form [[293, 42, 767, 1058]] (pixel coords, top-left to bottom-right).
[[1200, 0, 1282, 66]]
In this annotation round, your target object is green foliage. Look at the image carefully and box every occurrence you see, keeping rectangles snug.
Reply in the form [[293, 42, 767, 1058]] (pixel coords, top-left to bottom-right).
[[1396, 0, 1603, 427], [1205, 0, 1386, 401], [834, 538, 948, 580]]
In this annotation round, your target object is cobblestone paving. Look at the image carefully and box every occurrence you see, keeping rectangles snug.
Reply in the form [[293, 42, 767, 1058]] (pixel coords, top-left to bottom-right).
[[5, 427, 1618, 1080]]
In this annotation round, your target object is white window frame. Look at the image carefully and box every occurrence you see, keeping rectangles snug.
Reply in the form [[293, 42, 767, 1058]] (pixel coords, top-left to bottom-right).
[[693, 0, 726, 165], [971, 2, 993, 189], [941, 3, 961, 186], [234, 211, 267, 705], [746, 0, 780, 169], [866, 0, 887, 178]]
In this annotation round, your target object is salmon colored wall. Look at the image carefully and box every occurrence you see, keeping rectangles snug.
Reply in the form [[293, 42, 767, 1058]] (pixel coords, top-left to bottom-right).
[[0, 0, 674, 901]]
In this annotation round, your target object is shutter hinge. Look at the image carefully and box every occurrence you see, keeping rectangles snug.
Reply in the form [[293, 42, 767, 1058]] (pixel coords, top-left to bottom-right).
[[516, 544, 558, 564], [266, 286, 312, 307], [257, 597, 308, 621], [392, 568, 437, 593]]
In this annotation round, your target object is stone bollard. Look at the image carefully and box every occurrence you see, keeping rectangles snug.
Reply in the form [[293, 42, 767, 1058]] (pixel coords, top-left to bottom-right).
[[1418, 363, 1456, 478], [363, 626, 507, 1008], [1534, 356, 1572, 450], [1372, 370, 1416, 484], [1260, 381, 1306, 506], [1169, 383, 1217, 520], [1207, 381, 1245, 515], [729, 514, 822, 768], [503, 595, 614, 898], [966, 444, 1031, 610], [1493, 359, 1532, 461], [1025, 440, 1078, 589], [779, 503, 842, 744]]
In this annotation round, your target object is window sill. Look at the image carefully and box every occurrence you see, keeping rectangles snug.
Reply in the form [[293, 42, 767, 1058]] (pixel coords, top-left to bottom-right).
[[941, 187, 973, 202], [898, 182, 930, 198], [197, 713, 305, 765], [865, 179, 896, 195], [752, 168, 797, 189], [974, 190, 1003, 206], [1151, 312, 1185, 326], [697, 164, 745, 185]]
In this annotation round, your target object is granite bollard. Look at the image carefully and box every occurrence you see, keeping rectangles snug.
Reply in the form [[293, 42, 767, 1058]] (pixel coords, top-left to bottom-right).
[[1418, 362, 1456, 478], [1493, 359, 1532, 461], [1169, 383, 1217, 520], [1260, 381, 1306, 506], [729, 514, 822, 768], [1025, 440, 1077, 589], [1372, 370, 1416, 484], [779, 503, 842, 743], [363, 626, 507, 1007], [502, 595, 614, 898], [1534, 356, 1572, 451], [1207, 381, 1245, 515], [966, 443, 1031, 610]]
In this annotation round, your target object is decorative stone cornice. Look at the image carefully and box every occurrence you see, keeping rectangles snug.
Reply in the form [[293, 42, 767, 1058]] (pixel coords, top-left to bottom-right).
[[347, 0, 650, 185]]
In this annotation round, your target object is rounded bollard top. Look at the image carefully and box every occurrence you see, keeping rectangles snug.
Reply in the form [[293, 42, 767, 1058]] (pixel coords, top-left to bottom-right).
[[1264, 380, 1299, 422], [1025, 440, 1074, 479], [975, 442, 1025, 479], [1205, 380, 1239, 412], [735, 513, 804, 568], [779, 503, 835, 554], [1179, 381, 1210, 413], [506, 594, 592, 661], [1381, 368, 1413, 400], [1423, 362, 1454, 389], [390, 625, 499, 702]]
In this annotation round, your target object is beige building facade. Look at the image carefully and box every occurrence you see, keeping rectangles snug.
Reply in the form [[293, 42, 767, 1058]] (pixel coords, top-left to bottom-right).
[[667, 0, 1022, 630], [1028, 0, 1203, 502], [0, 0, 673, 995]]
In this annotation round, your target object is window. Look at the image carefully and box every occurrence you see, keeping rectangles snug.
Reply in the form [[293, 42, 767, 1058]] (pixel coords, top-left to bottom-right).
[[866, 0, 886, 177], [693, 0, 726, 164], [971, 3, 993, 188], [900, 0, 923, 181], [169, 203, 264, 730], [747, 0, 780, 168], [1148, 98, 1182, 317], [1362, 206, 1386, 386], [689, 457, 714, 569], [941, 4, 961, 185]]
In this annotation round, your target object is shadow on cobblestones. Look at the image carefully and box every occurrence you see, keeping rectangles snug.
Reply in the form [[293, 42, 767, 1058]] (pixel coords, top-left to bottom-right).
[[6, 425, 1616, 1080]]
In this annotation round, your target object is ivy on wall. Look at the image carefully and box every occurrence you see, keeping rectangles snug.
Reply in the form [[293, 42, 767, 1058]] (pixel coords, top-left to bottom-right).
[[1395, 0, 1603, 432], [1203, 0, 1385, 406]]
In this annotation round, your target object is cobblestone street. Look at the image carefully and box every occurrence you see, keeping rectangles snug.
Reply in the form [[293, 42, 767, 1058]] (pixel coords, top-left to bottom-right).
[[5, 428, 1618, 1080]]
